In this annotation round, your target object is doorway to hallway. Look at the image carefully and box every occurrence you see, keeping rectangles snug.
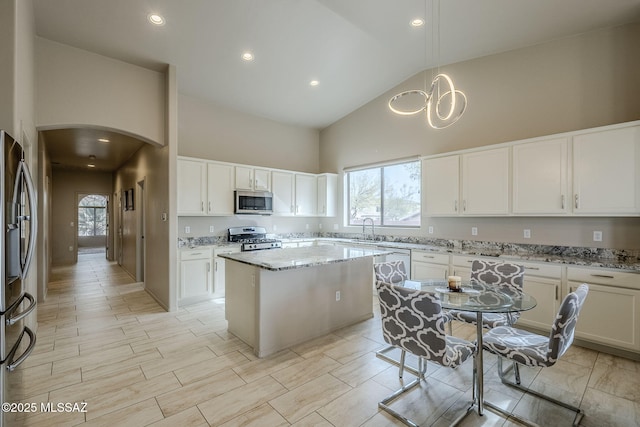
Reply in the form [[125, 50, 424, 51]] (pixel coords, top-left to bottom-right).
[[77, 193, 109, 257]]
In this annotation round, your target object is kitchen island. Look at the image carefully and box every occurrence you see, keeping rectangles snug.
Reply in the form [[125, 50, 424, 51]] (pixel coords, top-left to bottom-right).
[[219, 245, 387, 357]]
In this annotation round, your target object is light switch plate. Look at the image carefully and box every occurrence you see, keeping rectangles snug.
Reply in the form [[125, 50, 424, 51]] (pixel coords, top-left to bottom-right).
[[185, 226, 191, 234], [209, 226, 215, 233], [593, 231, 603, 242], [471, 227, 478, 236], [428, 226, 434, 234], [524, 229, 531, 239]]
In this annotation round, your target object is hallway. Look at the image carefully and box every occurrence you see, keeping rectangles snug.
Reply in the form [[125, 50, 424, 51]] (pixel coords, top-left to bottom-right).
[[11, 254, 640, 426]]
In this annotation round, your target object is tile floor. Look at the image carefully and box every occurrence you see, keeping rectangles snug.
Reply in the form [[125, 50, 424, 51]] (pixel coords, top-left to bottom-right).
[[11, 254, 640, 426]]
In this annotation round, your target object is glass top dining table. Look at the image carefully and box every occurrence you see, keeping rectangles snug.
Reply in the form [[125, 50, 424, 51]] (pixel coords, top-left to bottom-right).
[[400, 278, 537, 313], [399, 278, 537, 421]]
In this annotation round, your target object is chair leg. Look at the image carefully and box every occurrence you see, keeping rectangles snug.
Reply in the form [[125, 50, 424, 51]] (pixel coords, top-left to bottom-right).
[[399, 350, 406, 378], [490, 357, 585, 427], [378, 357, 426, 427], [376, 345, 423, 378]]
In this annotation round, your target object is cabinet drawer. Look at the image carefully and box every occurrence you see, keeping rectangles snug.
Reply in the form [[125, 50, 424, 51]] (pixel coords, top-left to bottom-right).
[[180, 248, 212, 260], [214, 246, 241, 256], [411, 251, 449, 265], [518, 261, 562, 278], [567, 267, 640, 289]]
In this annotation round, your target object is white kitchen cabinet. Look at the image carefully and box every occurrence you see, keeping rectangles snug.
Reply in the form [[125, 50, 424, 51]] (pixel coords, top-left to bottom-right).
[[235, 166, 271, 191], [423, 156, 460, 215], [450, 255, 474, 282], [177, 158, 207, 215], [567, 266, 640, 352], [213, 246, 241, 297], [512, 137, 569, 215], [179, 248, 213, 304], [411, 251, 449, 280], [461, 147, 510, 215], [295, 174, 317, 216], [271, 171, 295, 215], [317, 173, 338, 216], [572, 126, 640, 215], [517, 261, 562, 331], [207, 162, 235, 215]]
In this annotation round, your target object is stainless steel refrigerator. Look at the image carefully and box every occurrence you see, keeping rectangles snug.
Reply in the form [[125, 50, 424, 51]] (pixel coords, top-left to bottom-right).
[[0, 131, 37, 427]]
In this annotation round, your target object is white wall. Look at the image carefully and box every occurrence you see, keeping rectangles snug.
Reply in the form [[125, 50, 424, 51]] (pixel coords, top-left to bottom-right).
[[319, 23, 640, 249], [179, 94, 320, 173], [35, 37, 166, 145]]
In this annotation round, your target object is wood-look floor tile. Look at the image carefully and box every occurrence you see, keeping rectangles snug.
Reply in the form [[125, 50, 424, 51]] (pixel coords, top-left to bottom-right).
[[52, 343, 134, 375], [580, 387, 640, 427], [271, 355, 342, 390], [321, 336, 382, 365], [84, 372, 181, 420], [12, 363, 82, 400], [81, 397, 164, 426], [197, 375, 287, 425], [156, 369, 246, 417], [173, 351, 250, 385], [290, 412, 334, 427], [316, 378, 392, 427], [219, 403, 289, 427], [140, 346, 217, 379], [329, 352, 395, 388], [49, 366, 146, 403], [232, 349, 303, 383], [269, 373, 352, 423], [146, 407, 209, 427]]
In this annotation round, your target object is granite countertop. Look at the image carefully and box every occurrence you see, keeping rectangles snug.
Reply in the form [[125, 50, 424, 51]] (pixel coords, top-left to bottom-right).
[[218, 245, 389, 271], [179, 235, 640, 272]]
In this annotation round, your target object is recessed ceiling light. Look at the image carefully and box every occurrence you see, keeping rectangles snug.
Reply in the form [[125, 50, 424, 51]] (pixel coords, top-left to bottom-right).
[[242, 52, 254, 61], [98, 138, 109, 143], [411, 18, 425, 27], [87, 164, 96, 168], [309, 80, 319, 87], [148, 13, 165, 26]]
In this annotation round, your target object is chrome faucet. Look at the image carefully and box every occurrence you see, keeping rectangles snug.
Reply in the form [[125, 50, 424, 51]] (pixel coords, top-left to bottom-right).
[[362, 217, 375, 241]]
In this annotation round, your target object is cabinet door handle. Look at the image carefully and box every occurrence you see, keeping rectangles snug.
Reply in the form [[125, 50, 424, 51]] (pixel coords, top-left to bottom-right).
[[454, 200, 458, 212], [208, 201, 211, 212], [555, 285, 558, 301], [190, 252, 202, 256], [422, 255, 435, 259], [574, 194, 579, 209], [207, 262, 211, 272], [463, 200, 467, 212], [201, 201, 204, 211], [525, 266, 540, 271], [561, 195, 565, 209], [591, 274, 614, 279], [214, 261, 218, 272]]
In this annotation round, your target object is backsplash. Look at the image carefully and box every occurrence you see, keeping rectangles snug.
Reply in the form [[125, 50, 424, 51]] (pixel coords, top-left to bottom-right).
[[179, 232, 640, 264]]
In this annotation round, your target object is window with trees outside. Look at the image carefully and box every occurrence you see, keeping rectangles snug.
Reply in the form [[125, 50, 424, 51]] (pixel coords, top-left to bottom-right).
[[78, 195, 107, 236], [347, 160, 421, 227]]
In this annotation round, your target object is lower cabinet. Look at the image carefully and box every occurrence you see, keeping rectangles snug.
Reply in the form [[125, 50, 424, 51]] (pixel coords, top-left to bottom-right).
[[567, 266, 640, 352], [411, 251, 449, 280], [517, 262, 562, 331], [179, 248, 213, 304]]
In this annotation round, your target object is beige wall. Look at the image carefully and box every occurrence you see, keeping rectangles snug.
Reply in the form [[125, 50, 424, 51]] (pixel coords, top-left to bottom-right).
[[319, 23, 640, 250], [178, 94, 320, 173], [50, 168, 113, 266], [35, 37, 166, 145]]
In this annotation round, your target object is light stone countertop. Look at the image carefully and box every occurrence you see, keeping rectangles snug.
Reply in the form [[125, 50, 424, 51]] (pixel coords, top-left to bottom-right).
[[217, 245, 389, 271]]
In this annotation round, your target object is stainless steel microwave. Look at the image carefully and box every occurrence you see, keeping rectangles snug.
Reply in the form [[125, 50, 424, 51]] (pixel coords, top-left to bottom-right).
[[234, 190, 273, 215]]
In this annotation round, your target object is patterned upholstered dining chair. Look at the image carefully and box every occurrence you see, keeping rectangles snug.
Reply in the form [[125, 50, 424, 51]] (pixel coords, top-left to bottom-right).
[[376, 280, 476, 426], [482, 284, 589, 426], [448, 259, 525, 329], [373, 261, 409, 377]]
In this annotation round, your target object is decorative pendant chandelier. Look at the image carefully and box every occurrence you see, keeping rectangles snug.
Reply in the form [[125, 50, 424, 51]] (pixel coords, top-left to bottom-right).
[[388, 0, 467, 129]]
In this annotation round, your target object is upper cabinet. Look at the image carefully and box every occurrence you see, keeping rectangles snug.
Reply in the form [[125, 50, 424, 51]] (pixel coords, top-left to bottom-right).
[[461, 147, 510, 215], [572, 126, 640, 215], [422, 121, 640, 217], [178, 157, 338, 217], [271, 171, 295, 216], [423, 156, 460, 216], [294, 173, 317, 216], [317, 173, 338, 217], [177, 158, 207, 215], [207, 162, 235, 215], [235, 166, 271, 191], [177, 158, 235, 216], [512, 137, 569, 215]]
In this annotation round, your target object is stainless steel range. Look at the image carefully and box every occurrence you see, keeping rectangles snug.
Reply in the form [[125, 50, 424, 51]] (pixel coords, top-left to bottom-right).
[[228, 226, 282, 251]]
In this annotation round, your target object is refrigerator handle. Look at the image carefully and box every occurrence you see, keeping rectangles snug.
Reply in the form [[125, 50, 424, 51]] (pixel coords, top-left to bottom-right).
[[6, 326, 36, 372], [6, 292, 37, 326], [15, 160, 37, 278]]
